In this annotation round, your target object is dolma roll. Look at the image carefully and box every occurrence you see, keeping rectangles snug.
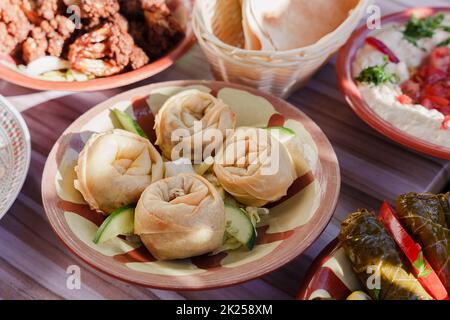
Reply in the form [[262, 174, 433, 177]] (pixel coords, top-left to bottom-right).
[[396, 192, 450, 292], [339, 209, 432, 300]]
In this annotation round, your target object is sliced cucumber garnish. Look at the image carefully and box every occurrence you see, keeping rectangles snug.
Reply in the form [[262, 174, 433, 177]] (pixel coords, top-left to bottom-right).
[[265, 126, 309, 176], [93, 205, 135, 244], [225, 204, 256, 250], [112, 109, 147, 138], [264, 126, 296, 143]]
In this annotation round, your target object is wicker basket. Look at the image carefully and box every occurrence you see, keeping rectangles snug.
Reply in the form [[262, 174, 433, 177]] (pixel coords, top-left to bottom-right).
[[193, 0, 370, 98]]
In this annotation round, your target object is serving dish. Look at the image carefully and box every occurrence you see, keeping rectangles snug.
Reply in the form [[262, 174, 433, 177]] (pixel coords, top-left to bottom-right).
[[299, 193, 450, 300], [0, 95, 31, 220], [193, 0, 369, 98], [41, 80, 340, 290], [0, 0, 195, 92], [297, 239, 354, 300], [337, 7, 450, 159]]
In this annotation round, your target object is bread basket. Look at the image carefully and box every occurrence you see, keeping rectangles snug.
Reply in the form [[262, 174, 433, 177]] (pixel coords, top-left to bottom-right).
[[193, 0, 370, 98]]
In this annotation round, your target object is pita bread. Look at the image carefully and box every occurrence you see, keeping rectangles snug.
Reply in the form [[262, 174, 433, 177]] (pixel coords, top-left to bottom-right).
[[210, 0, 245, 48], [242, 0, 360, 51]]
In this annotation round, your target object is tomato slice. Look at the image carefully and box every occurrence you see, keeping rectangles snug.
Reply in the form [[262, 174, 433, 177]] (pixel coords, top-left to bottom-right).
[[420, 98, 434, 110], [424, 95, 450, 107], [397, 94, 413, 104], [441, 116, 450, 130], [401, 80, 420, 99], [424, 67, 447, 84], [379, 202, 449, 300], [422, 83, 447, 97], [365, 37, 400, 63], [429, 46, 450, 72]]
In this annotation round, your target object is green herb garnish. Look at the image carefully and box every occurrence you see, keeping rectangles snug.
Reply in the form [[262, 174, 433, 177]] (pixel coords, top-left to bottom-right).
[[403, 13, 445, 46], [438, 37, 450, 47], [356, 57, 400, 85]]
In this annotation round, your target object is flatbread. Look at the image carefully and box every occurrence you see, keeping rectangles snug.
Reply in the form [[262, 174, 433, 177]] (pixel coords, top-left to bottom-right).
[[211, 0, 245, 48], [243, 0, 360, 51]]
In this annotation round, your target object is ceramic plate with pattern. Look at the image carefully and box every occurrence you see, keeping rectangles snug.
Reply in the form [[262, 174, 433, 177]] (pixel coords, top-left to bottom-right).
[[0, 0, 195, 92], [0, 96, 31, 220], [42, 81, 340, 290], [297, 240, 360, 300]]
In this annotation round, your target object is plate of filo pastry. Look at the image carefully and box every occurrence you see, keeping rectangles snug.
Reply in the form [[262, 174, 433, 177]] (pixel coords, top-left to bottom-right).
[[42, 80, 340, 289]]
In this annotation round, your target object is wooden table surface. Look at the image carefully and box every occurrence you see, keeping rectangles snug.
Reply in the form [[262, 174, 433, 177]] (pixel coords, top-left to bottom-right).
[[1, 0, 449, 300]]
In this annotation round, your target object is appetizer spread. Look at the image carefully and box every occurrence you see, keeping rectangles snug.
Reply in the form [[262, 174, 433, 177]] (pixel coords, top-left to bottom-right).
[[339, 192, 450, 300], [0, 0, 184, 81], [73, 89, 309, 260], [353, 13, 450, 147]]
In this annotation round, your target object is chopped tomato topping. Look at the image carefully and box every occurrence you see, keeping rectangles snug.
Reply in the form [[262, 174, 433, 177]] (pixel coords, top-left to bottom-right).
[[420, 66, 447, 84], [422, 83, 446, 97], [429, 46, 450, 72], [426, 95, 450, 107], [401, 47, 450, 115], [441, 116, 450, 130], [401, 80, 420, 99], [366, 37, 400, 63], [421, 98, 434, 110], [397, 94, 413, 104]]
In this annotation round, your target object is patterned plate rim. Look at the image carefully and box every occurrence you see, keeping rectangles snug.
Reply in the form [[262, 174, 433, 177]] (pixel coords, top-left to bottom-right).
[[0, 95, 31, 220]]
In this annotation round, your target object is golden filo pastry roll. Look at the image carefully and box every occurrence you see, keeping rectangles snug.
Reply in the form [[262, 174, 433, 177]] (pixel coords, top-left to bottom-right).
[[154, 89, 236, 161], [134, 173, 226, 260], [75, 129, 163, 214], [213, 127, 297, 207]]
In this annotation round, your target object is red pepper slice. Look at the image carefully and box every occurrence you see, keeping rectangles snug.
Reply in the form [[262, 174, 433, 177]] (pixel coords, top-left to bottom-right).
[[366, 37, 400, 63], [379, 201, 449, 300]]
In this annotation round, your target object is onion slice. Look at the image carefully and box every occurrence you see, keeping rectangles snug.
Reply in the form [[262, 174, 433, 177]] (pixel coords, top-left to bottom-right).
[[24, 56, 71, 77]]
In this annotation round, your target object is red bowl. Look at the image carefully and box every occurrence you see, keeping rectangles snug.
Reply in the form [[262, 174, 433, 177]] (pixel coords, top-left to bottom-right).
[[337, 7, 450, 160], [0, 0, 195, 92]]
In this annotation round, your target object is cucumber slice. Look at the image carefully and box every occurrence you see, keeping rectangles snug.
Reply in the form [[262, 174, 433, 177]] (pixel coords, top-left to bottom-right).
[[264, 126, 295, 143], [265, 126, 309, 176], [93, 205, 135, 244], [112, 109, 147, 138], [225, 205, 256, 250]]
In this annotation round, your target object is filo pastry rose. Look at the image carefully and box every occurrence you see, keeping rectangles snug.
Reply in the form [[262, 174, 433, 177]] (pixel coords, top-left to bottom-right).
[[154, 89, 236, 161], [75, 129, 163, 214], [213, 127, 297, 207], [134, 173, 226, 260]]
